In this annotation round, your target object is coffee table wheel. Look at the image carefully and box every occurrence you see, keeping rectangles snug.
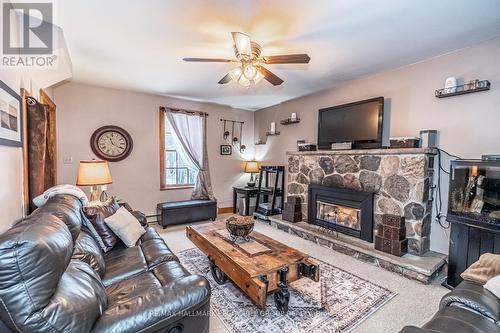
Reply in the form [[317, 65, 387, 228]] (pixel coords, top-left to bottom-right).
[[275, 266, 290, 314], [210, 260, 228, 285], [274, 288, 290, 314]]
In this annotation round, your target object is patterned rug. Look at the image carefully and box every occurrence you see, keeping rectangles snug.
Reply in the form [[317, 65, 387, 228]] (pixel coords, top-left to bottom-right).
[[178, 248, 396, 333]]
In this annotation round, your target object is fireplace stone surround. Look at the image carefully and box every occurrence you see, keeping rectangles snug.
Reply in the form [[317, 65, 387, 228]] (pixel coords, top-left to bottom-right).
[[287, 148, 436, 256]]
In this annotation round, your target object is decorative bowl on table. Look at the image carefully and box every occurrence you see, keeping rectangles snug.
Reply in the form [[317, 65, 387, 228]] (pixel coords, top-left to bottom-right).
[[225, 215, 254, 242]]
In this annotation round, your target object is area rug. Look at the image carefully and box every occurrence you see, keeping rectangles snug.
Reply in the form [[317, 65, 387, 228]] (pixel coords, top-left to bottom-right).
[[177, 248, 397, 333]]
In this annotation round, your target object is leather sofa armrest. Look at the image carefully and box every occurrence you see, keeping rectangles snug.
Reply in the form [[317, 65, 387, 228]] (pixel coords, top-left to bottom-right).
[[131, 210, 148, 227], [399, 326, 428, 333], [400, 305, 500, 333], [440, 280, 500, 322]]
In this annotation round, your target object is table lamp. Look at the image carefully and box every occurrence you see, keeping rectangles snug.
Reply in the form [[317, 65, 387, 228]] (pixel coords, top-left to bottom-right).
[[76, 160, 113, 202], [244, 161, 260, 187]]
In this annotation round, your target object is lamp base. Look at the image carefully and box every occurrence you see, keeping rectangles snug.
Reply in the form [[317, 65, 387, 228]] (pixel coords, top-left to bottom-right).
[[89, 185, 99, 202], [89, 185, 109, 203], [247, 173, 257, 187]]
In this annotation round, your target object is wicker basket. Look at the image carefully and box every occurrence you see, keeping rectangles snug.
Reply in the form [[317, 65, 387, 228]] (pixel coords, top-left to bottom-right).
[[225, 216, 254, 241]]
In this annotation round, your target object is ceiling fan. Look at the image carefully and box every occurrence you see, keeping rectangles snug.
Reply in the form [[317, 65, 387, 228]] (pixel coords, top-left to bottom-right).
[[183, 32, 310, 87]]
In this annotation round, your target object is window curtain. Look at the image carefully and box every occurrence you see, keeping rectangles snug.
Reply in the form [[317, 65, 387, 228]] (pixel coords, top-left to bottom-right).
[[165, 109, 215, 201], [26, 97, 56, 212]]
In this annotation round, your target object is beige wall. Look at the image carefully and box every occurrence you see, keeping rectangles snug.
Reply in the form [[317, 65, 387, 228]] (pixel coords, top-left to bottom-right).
[[53, 82, 255, 215], [254, 38, 500, 254]]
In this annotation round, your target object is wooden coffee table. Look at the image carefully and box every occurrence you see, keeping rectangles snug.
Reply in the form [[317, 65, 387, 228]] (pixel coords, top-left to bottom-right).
[[186, 221, 320, 313]]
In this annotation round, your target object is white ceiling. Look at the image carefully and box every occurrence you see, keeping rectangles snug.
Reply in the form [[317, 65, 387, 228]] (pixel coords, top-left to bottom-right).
[[57, 0, 500, 110]]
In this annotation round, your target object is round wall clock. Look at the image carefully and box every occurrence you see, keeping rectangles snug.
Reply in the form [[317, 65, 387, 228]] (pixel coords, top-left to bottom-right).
[[90, 126, 133, 162]]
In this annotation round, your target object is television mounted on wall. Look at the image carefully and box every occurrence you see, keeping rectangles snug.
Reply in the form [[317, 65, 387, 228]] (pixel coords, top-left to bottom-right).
[[318, 97, 386, 150]]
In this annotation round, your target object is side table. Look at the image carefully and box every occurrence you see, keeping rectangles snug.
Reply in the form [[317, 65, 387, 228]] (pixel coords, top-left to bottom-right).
[[233, 186, 259, 216]]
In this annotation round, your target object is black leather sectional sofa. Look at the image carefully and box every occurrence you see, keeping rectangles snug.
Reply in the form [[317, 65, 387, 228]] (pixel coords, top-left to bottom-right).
[[0, 195, 211, 333], [401, 280, 500, 333]]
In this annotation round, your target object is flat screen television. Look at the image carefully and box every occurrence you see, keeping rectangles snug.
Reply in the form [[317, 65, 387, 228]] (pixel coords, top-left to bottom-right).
[[318, 97, 385, 150]]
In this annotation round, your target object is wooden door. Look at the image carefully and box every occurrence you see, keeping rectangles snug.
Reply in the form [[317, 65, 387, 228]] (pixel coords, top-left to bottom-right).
[[22, 89, 58, 213]]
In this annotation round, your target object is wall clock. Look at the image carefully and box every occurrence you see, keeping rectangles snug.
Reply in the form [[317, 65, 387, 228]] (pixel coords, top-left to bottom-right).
[[90, 125, 133, 162]]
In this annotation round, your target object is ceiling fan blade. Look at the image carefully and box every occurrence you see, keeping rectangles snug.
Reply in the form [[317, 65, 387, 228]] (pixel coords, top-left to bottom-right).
[[218, 73, 232, 84], [258, 66, 284, 86], [263, 54, 311, 64], [183, 57, 232, 63], [231, 32, 252, 58]]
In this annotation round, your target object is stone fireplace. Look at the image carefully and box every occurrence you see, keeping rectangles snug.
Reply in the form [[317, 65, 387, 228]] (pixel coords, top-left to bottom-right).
[[287, 148, 436, 255], [309, 184, 374, 242]]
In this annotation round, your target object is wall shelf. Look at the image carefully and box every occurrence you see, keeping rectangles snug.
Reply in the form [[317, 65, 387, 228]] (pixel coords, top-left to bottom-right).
[[266, 131, 280, 136], [435, 80, 490, 98], [280, 118, 301, 125]]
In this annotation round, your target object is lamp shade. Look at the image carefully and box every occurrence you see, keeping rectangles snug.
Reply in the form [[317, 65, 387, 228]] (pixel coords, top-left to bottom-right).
[[244, 161, 259, 173], [76, 160, 113, 186]]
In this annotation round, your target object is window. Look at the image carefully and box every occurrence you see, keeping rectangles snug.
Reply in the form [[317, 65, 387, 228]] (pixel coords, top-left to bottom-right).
[[160, 111, 198, 189]]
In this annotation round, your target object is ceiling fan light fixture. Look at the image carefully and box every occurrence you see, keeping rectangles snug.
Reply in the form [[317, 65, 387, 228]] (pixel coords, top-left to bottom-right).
[[229, 67, 242, 81], [185, 32, 309, 87], [237, 73, 251, 87], [243, 63, 257, 80], [253, 70, 265, 85]]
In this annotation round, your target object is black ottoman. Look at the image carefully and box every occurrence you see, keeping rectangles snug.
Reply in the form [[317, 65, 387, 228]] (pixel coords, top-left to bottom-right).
[[157, 200, 217, 228]]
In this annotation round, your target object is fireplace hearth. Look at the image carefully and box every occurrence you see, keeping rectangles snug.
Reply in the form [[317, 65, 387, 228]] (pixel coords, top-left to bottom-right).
[[308, 184, 374, 242]]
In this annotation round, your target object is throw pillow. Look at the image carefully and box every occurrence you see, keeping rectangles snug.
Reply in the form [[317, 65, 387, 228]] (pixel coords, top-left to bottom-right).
[[461, 253, 500, 285], [104, 206, 146, 247], [82, 197, 120, 252], [484, 275, 500, 298]]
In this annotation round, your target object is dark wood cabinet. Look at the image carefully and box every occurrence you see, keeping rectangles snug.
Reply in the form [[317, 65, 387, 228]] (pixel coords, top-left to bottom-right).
[[446, 159, 500, 287], [447, 219, 500, 287]]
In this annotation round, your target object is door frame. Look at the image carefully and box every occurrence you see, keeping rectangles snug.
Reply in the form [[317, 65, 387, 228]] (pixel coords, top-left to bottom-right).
[[20, 88, 30, 215]]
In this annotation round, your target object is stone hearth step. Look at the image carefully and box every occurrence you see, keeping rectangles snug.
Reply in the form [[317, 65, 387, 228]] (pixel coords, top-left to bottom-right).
[[260, 215, 447, 284]]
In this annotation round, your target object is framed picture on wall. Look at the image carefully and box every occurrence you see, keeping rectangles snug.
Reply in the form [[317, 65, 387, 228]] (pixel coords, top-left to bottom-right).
[[220, 144, 232, 155], [0, 80, 22, 147]]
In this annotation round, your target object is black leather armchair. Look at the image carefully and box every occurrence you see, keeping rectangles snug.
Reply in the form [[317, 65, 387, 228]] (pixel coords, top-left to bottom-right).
[[0, 195, 211, 333], [400, 280, 500, 333]]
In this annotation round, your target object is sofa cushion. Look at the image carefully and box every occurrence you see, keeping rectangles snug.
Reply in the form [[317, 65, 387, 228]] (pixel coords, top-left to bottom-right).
[[92, 274, 210, 333], [140, 226, 164, 242], [105, 271, 162, 305], [152, 261, 190, 285], [73, 229, 106, 277], [0, 214, 73, 322], [105, 207, 146, 247], [0, 213, 107, 332], [101, 227, 180, 286], [26, 260, 108, 332], [141, 238, 178, 268], [83, 197, 121, 252], [33, 194, 83, 241], [102, 246, 148, 286], [105, 261, 190, 306]]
